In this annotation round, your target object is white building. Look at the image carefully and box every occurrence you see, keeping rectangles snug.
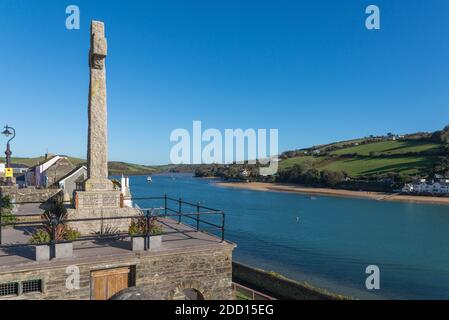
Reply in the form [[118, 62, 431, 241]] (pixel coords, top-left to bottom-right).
[[121, 175, 133, 207], [239, 169, 250, 179], [25, 155, 74, 188], [57, 165, 87, 200], [12, 164, 29, 174], [402, 178, 449, 195]]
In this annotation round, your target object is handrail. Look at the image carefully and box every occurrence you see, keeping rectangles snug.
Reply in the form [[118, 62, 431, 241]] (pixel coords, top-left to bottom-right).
[[0, 195, 226, 247], [232, 282, 276, 300]]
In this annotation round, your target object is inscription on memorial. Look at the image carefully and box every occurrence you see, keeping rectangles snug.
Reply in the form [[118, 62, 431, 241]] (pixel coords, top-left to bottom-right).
[[102, 194, 120, 207], [80, 194, 100, 207], [77, 192, 121, 209]]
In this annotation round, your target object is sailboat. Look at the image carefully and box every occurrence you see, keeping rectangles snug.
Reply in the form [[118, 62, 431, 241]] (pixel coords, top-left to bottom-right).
[[147, 176, 152, 183]]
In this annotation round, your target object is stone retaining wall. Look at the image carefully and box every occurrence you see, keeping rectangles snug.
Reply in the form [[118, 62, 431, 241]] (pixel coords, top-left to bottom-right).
[[66, 206, 141, 235], [232, 261, 335, 300], [0, 186, 62, 204], [0, 246, 233, 300]]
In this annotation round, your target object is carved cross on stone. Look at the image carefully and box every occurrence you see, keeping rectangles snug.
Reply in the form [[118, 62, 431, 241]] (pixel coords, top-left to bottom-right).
[[85, 21, 113, 191], [89, 22, 107, 69]]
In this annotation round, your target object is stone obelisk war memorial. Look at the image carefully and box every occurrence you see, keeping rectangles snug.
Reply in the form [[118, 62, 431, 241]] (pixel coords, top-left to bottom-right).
[[68, 21, 139, 233]]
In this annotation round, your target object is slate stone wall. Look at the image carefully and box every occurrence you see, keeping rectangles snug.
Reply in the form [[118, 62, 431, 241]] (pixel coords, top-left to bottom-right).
[[0, 246, 233, 300]]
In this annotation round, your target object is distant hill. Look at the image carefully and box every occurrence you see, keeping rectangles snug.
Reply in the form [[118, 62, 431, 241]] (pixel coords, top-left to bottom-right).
[[280, 139, 444, 178], [0, 156, 85, 168], [275, 127, 449, 191], [2, 156, 158, 176], [108, 161, 157, 175], [1, 155, 204, 176], [192, 127, 449, 192]]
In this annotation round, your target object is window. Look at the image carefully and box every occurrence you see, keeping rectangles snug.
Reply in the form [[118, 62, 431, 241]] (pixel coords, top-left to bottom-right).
[[0, 282, 19, 297], [0, 280, 43, 297], [22, 280, 42, 294]]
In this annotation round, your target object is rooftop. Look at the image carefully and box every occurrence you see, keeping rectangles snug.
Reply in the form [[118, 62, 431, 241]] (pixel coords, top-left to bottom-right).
[[0, 217, 232, 273], [0, 198, 233, 273]]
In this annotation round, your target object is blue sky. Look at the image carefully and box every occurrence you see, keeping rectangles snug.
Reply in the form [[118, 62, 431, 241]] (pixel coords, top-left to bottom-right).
[[0, 0, 448, 165]]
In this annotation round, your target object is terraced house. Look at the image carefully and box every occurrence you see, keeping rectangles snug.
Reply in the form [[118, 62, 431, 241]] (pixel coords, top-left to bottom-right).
[[402, 176, 449, 195]]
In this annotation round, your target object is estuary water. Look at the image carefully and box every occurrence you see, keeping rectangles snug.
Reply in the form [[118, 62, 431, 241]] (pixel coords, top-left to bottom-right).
[[125, 173, 449, 300]]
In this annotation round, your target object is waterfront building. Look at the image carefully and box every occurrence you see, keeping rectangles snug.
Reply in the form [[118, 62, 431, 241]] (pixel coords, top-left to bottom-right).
[[402, 177, 449, 195]]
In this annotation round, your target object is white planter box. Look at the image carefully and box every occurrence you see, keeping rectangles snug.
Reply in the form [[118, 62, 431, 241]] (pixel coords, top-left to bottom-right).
[[35, 245, 50, 261], [149, 235, 162, 250], [54, 242, 73, 259], [131, 235, 162, 251], [132, 237, 145, 251]]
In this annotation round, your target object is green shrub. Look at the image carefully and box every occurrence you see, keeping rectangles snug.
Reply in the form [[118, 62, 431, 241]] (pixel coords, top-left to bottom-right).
[[0, 195, 16, 226], [29, 226, 81, 244], [150, 224, 163, 236], [128, 221, 141, 236], [29, 229, 51, 245], [128, 216, 163, 236], [0, 213, 17, 226], [0, 195, 12, 213], [65, 227, 81, 241]]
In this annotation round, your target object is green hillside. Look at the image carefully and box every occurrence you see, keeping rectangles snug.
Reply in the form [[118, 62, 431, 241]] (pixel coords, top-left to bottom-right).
[[330, 140, 442, 156], [2, 156, 156, 176], [321, 156, 438, 177], [108, 161, 156, 175], [279, 139, 446, 178], [1, 156, 85, 167]]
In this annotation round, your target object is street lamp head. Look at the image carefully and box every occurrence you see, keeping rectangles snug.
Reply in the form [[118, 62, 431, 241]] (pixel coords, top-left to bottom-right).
[[2, 126, 12, 137]]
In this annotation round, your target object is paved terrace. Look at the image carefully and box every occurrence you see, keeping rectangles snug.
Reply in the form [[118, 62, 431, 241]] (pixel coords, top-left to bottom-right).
[[0, 216, 233, 273]]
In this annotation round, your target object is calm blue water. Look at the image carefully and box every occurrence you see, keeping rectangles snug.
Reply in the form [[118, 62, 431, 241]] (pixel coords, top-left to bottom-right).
[[123, 173, 449, 300]]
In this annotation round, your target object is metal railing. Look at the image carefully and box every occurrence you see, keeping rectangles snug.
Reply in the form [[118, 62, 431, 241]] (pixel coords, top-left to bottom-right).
[[232, 282, 275, 300], [0, 195, 225, 250]]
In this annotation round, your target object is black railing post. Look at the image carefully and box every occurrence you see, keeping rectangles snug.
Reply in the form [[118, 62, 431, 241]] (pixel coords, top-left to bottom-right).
[[221, 211, 225, 242], [0, 209, 2, 245], [145, 212, 150, 251], [50, 219, 57, 259], [164, 194, 167, 216], [178, 198, 182, 223], [196, 202, 200, 231]]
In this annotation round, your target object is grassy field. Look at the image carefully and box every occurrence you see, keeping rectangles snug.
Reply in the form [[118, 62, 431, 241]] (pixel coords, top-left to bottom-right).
[[279, 140, 443, 178], [321, 156, 438, 177], [330, 140, 442, 156], [279, 156, 319, 170], [108, 161, 156, 175]]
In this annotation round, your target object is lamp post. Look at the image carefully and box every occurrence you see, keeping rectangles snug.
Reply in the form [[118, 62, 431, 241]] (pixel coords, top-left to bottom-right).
[[1, 125, 16, 186]]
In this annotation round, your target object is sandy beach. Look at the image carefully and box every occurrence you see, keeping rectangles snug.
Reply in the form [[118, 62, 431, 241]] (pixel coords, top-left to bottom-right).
[[215, 182, 449, 206]]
